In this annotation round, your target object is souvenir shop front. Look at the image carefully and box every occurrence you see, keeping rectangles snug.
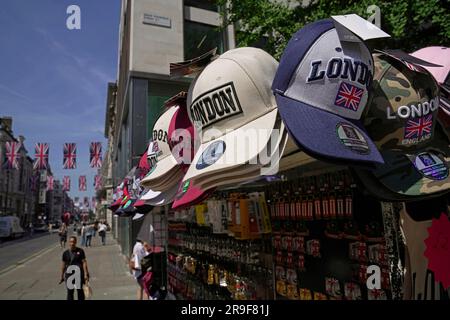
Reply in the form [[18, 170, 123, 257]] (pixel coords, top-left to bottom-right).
[[108, 14, 450, 300]]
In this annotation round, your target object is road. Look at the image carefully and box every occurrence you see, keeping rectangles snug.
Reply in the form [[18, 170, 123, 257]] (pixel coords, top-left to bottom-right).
[[0, 232, 59, 271], [0, 232, 138, 300]]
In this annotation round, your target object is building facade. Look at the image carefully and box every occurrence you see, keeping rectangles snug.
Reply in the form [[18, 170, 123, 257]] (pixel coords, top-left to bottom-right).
[[0, 117, 36, 226], [103, 0, 236, 256]]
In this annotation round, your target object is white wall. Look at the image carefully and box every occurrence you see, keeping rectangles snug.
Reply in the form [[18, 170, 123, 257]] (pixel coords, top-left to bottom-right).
[[130, 0, 184, 76]]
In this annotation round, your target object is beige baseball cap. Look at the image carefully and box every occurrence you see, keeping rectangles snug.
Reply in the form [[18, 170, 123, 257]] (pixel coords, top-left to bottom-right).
[[140, 106, 180, 188], [183, 47, 280, 183]]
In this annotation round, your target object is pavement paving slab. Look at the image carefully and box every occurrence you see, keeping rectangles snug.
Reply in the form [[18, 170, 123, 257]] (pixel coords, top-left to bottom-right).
[[0, 233, 138, 300]]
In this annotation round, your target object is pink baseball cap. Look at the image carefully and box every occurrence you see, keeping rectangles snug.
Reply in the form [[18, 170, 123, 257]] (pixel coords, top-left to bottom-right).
[[167, 94, 197, 169], [171, 179, 215, 210], [411, 47, 450, 138], [411, 47, 450, 84], [166, 92, 214, 209]]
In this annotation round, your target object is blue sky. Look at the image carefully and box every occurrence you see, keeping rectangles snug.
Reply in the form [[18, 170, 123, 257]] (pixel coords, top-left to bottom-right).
[[0, 0, 121, 202]]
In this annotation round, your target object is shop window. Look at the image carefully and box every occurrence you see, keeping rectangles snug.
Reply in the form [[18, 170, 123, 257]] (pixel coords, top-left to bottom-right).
[[184, 0, 218, 12], [184, 20, 224, 60]]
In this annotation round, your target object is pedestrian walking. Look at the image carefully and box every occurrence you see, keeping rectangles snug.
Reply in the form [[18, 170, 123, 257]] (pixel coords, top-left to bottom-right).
[[60, 236, 90, 300], [85, 224, 93, 247], [98, 221, 107, 246], [129, 239, 149, 300], [59, 223, 68, 248], [81, 223, 87, 247]]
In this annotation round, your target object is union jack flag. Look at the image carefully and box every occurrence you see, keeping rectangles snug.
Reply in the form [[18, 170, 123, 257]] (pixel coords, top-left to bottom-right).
[[404, 114, 433, 139], [63, 176, 71, 191], [33, 143, 49, 170], [94, 175, 102, 190], [63, 143, 76, 169], [79, 175, 87, 191], [47, 175, 54, 191], [334, 82, 364, 112], [90, 142, 102, 168], [5, 141, 21, 169]]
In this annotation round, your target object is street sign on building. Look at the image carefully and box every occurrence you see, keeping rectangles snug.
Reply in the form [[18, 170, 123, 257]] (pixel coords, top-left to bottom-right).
[[142, 13, 171, 28]]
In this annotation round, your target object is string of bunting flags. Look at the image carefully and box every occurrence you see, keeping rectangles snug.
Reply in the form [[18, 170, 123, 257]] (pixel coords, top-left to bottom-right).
[[3, 142, 102, 170], [2, 142, 103, 195]]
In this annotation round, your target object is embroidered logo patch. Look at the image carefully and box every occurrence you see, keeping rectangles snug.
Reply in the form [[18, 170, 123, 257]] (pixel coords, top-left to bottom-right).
[[196, 140, 226, 170], [334, 82, 364, 112], [336, 123, 369, 154], [412, 152, 448, 181], [404, 114, 433, 140]]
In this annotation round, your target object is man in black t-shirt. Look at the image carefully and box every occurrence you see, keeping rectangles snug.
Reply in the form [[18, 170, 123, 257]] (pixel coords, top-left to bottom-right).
[[60, 236, 90, 300]]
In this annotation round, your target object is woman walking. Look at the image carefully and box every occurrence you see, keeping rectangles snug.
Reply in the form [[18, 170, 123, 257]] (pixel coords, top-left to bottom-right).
[[59, 223, 68, 248]]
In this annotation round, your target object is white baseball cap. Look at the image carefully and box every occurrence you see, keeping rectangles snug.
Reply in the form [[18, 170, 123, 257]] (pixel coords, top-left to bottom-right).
[[183, 47, 280, 183], [192, 117, 288, 189], [140, 106, 180, 187]]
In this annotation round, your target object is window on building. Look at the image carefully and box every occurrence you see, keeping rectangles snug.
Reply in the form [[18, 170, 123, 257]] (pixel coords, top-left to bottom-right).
[[184, 20, 224, 60], [184, 0, 219, 12], [147, 81, 189, 142]]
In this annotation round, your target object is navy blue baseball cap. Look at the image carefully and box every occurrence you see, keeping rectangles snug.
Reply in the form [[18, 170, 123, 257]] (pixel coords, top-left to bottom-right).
[[272, 19, 384, 166]]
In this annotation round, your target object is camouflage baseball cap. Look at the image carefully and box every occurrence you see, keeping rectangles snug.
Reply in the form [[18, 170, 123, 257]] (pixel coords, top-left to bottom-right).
[[360, 53, 450, 197]]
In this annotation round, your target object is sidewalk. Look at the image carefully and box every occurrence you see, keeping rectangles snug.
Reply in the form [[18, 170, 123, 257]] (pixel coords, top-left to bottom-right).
[[0, 233, 138, 300]]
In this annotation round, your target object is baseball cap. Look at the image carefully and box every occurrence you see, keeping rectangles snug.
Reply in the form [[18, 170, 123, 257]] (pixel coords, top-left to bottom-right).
[[359, 53, 450, 197], [193, 117, 287, 189], [182, 47, 281, 182], [108, 197, 122, 212], [271, 19, 384, 166], [167, 95, 215, 209], [411, 47, 450, 140], [410, 47, 450, 84], [140, 106, 180, 188], [132, 213, 145, 220], [171, 179, 215, 210], [146, 182, 179, 206]]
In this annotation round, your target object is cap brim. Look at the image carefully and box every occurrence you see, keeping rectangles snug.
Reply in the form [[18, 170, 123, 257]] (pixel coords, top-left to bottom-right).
[[275, 94, 384, 166], [351, 168, 413, 201], [192, 118, 286, 186], [183, 108, 279, 182], [146, 182, 179, 206], [132, 213, 145, 220], [140, 154, 179, 185], [148, 169, 184, 191], [194, 126, 288, 189], [140, 188, 162, 201], [372, 148, 450, 196], [171, 180, 215, 210]]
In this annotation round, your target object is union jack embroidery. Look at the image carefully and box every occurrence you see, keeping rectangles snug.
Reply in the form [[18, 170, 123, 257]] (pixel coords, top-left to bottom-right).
[[90, 142, 102, 168], [5, 141, 21, 169], [334, 82, 364, 112], [34, 143, 49, 170], [404, 114, 433, 139], [63, 143, 76, 169]]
